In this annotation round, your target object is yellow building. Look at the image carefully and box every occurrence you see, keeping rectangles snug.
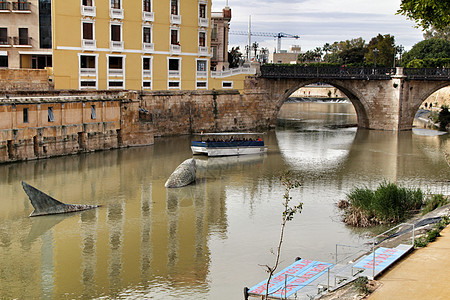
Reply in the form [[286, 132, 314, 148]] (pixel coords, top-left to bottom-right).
[[51, 0, 254, 92]]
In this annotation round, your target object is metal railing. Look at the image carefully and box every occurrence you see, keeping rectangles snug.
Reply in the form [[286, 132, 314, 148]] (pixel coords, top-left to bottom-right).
[[12, 1, 29, 11], [404, 68, 449, 80], [0, 37, 11, 45], [260, 65, 395, 80], [13, 36, 31, 46], [260, 65, 450, 81], [367, 222, 415, 279], [0, 1, 11, 10]]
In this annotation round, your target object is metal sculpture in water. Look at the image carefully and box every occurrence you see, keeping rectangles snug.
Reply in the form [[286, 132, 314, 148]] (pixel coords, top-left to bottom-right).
[[22, 181, 99, 217]]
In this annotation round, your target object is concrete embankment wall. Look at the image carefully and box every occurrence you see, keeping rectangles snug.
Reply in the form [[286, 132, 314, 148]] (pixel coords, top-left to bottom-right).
[[0, 91, 153, 163], [140, 89, 276, 136], [0, 89, 276, 163]]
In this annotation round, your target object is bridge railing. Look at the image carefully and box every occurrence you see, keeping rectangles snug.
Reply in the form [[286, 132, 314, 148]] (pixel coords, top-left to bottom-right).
[[260, 65, 450, 80], [260, 65, 395, 80], [404, 68, 449, 80]]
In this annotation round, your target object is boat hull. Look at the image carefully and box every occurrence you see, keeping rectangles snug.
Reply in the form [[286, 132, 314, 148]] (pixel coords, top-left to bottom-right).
[[191, 145, 267, 157]]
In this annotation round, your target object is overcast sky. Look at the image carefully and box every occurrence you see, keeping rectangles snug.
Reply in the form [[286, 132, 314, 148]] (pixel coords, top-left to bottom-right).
[[211, 0, 424, 53]]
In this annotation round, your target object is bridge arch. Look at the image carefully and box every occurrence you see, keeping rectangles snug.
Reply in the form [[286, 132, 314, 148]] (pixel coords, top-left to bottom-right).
[[273, 79, 370, 128], [400, 81, 450, 129]]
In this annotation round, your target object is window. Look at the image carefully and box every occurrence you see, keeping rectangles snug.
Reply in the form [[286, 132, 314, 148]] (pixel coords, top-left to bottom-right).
[[222, 81, 233, 88], [199, 4, 206, 18], [197, 60, 206, 72], [211, 24, 218, 40], [18, 28, 29, 45], [109, 56, 123, 69], [211, 46, 217, 60], [31, 55, 52, 69], [0, 55, 7, 68], [199, 32, 206, 47], [143, 0, 150, 12], [170, 29, 178, 45], [143, 57, 151, 71], [80, 55, 95, 68], [170, 0, 178, 15], [91, 105, 96, 119], [168, 59, 179, 71], [39, 0, 52, 49], [48, 107, 55, 122], [83, 0, 93, 6], [110, 0, 120, 9], [143, 27, 151, 43], [83, 22, 94, 40], [168, 81, 180, 88], [197, 81, 207, 88], [23, 108, 29, 123], [111, 24, 121, 41], [0, 28, 8, 45], [81, 81, 96, 87], [109, 81, 123, 87]]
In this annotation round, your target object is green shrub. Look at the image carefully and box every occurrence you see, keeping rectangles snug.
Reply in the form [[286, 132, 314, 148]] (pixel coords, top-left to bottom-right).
[[354, 276, 369, 294]]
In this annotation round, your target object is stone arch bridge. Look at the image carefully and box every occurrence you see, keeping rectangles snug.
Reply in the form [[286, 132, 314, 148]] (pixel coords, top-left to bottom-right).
[[244, 66, 450, 130]]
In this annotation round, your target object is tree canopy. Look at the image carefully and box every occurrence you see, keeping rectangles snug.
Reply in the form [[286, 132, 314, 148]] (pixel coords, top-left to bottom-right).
[[365, 34, 396, 67], [402, 38, 450, 67], [397, 0, 450, 30]]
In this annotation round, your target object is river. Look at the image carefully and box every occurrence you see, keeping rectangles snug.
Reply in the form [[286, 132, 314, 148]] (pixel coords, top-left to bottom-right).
[[0, 101, 448, 299]]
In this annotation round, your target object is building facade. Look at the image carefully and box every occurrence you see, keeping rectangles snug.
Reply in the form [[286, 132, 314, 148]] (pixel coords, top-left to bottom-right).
[[0, 0, 52, 69], [52, 0, 212, 91], [0, 0, 255, 92], [210, 6, 231, 71]]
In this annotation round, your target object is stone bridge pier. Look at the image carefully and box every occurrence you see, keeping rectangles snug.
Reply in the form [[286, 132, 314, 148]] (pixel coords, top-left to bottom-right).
[[244, 68, 450, 131]]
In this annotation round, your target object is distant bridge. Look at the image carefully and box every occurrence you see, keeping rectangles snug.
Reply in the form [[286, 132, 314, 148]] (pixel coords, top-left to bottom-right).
[[244, 66, 450, 131]]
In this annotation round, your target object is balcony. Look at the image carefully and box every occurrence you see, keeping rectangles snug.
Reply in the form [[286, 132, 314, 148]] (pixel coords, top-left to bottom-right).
[[13, 36, 31, 47], [142, 11, 154, 22], [81, 5, 96, 17], [198, 46, 208, 56], [0, 37, 11, 47], [142, 42, 154, 52], [170, 14, 181, 25], [108, 68, 124, 77], [82, 39, 96, 50], [170, 44, 181, 54], [0, 1, 11, 11], [80, 68, 96, 76], [12, 1, 30, 12], [109, 8, 123, 19], [168, 70, 180, 77], [198, 18, 208, 27], [110, 40, 123, 51], [143, 70, 151, 77], [196, 71, 207, 78]]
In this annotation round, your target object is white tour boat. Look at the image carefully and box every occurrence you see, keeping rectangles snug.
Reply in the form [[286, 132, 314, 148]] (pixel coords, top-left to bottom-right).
[[191, 132, 267, 157]]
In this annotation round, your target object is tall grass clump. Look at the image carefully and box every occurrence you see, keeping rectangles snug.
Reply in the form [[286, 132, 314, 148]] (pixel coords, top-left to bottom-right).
[[342, 181, 424, 227], [422, 194, 449, 215]]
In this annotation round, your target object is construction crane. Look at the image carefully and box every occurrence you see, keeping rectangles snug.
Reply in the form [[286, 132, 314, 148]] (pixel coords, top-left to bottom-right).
[[229, 31, 300, 54]]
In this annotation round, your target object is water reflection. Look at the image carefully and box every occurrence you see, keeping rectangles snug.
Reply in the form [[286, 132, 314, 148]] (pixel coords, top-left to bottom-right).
[[0, 102, 448, 299]]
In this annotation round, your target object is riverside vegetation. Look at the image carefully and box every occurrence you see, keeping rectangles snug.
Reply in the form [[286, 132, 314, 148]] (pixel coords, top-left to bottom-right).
[[338, 181, 449, 227]]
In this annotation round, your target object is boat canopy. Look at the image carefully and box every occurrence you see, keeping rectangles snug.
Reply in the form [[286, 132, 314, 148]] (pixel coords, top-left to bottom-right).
[[193, 132, 265, 136]]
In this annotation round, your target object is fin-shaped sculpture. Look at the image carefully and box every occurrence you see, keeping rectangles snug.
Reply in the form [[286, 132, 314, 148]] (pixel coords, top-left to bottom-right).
[[165, 158, 197, 188], [22, 181, 99, 217]]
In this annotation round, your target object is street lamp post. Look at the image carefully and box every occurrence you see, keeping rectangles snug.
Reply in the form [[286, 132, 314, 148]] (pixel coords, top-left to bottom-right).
[[373, 48, 379, 68], [398, 45, 404, 67]]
